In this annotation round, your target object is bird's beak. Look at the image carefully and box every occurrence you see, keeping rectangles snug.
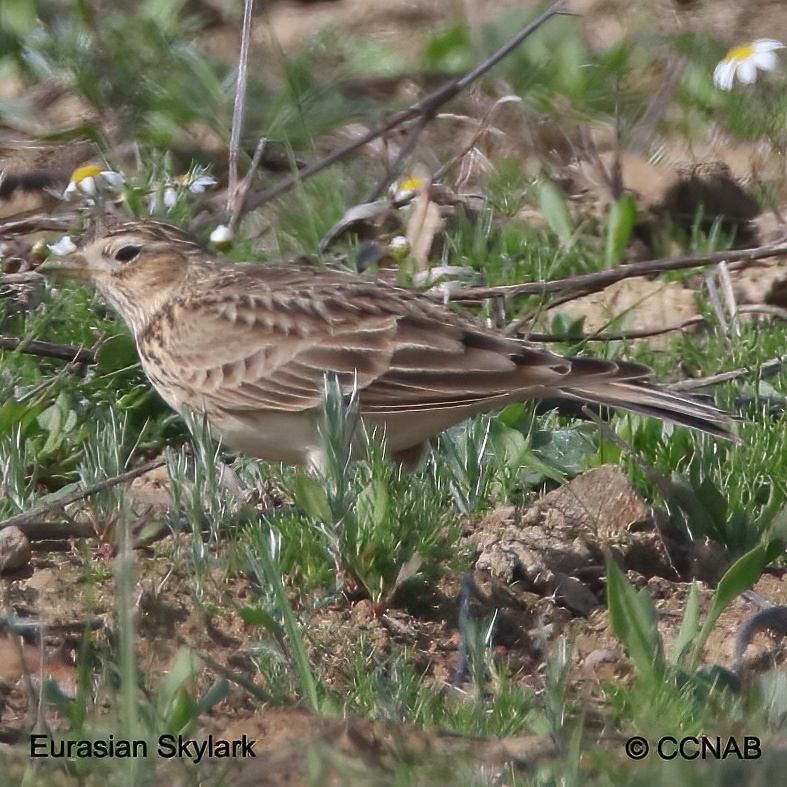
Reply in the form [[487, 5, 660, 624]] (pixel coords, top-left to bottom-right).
[[38, 253, 95, 279]]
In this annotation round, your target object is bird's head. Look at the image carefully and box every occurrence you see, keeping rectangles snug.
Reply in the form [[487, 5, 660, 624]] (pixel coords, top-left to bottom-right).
[[43, 221, 206, 335]]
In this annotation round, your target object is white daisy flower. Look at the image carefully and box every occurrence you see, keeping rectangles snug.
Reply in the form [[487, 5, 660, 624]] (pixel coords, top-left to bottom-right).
[[64, 166, 125, 201], [147, 191, 161, 214], [209, 224, 234, 245], [47, 236, 77, 256], [713, 39, 784, 90], [146, 169, 216, 216], [65, 171, 97, 199], [100, 171, 126, 189], [390, 175, 425, 202], [389, 235, 411, 255], [163, 186, 178, 210], [187, 174, 217, 193], [179, 166, 217, 194]]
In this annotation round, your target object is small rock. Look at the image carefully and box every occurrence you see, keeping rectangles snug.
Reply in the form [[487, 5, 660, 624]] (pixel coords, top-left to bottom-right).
[[0, 527, 31, 572], [474, 465, 651, 615], [24, 567, 58, 592], [538, 464, 648, 540], [582, 648, 624, 680], [552, 572, 600, 617]]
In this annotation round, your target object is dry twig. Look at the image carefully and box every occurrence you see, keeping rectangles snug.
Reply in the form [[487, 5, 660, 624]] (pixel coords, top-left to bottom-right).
[[670, 355, 787, 391], [448, 242, 787, 302], [0, 457, 166, 532], [0, 216, 74, 238], [738, 304, 787, 321], [227, 0, 254, 222], [239, 1, 567, 216], [0, 336, 94, 364], [14, 521, 96, 541], [523, 315, 707, 343]]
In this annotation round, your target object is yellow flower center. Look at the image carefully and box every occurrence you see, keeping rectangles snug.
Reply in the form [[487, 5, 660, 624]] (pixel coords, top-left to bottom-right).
[[726, 44, 756, 63], [398, 176, 425, 192], [70, 165, 103, 184]]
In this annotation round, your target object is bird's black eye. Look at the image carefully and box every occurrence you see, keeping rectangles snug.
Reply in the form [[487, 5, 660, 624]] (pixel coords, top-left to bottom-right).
[[115, 245, 141, 263]]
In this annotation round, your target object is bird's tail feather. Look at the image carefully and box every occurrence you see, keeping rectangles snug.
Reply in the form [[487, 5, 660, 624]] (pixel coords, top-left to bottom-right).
[[558, 380, 739, 442]]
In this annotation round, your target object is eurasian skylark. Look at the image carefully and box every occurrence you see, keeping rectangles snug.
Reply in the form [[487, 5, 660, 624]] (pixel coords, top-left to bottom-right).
[[56, 220, 734, 465]]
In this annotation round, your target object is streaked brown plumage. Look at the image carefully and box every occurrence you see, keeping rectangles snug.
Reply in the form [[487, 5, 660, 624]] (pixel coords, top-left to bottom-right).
[[62, 220, 735, 464]]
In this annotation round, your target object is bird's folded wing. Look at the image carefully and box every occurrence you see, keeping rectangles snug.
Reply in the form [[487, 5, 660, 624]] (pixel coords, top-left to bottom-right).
[[146, 282, 588, 414]]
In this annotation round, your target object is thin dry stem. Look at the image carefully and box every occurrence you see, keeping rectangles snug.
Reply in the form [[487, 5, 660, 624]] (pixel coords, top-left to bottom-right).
[[240, 1, 567, 216], [449, 243, 787, 302], [227, 0, 254, 219], [0, 336, 94, 364], [0, 457, 166, 532]]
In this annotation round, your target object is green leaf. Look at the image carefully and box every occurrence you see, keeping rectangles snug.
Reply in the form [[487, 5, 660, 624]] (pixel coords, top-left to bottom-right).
[[606, 555, 664, 683], [755, 487, 787, 540], [604, 195, 636, 265], [292, 473, 333, 525], [0, 0, 38, 36], [357, 480, 389, 529], [599, 42, 631, 75], [519, 449, 567, 486], [140, 0, 187, 29], [597, 439, 622, 466], [0, 400, 43, 435], [392, 553, 423, 594], [531, 428, 597, 476], [117, 384, 154, 411], [556, 34, 588, 99], [670, 582, 700, 665], [157, 647, 202, 731], [488, 419, 528, 465], [696, 478, 728, 532], [63, 408, 78, 433], [37, 401, 62, 435], [497, 403, 526, 429], [538, 180, 574, 244], [710, 544, 768, 617], [168, 688, 199, 734], [248, 528, 319, 711], [687, 544, 769, 669], [38, 401, 66, 456], [198, 679, 230, 714], [423, 25, 472, 71], [96, 334, 139, 374], [550, 311, 586, 339], [239, 606, 284, 638], [34, 481, 82, 506], [665, 476, 721, 541]]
